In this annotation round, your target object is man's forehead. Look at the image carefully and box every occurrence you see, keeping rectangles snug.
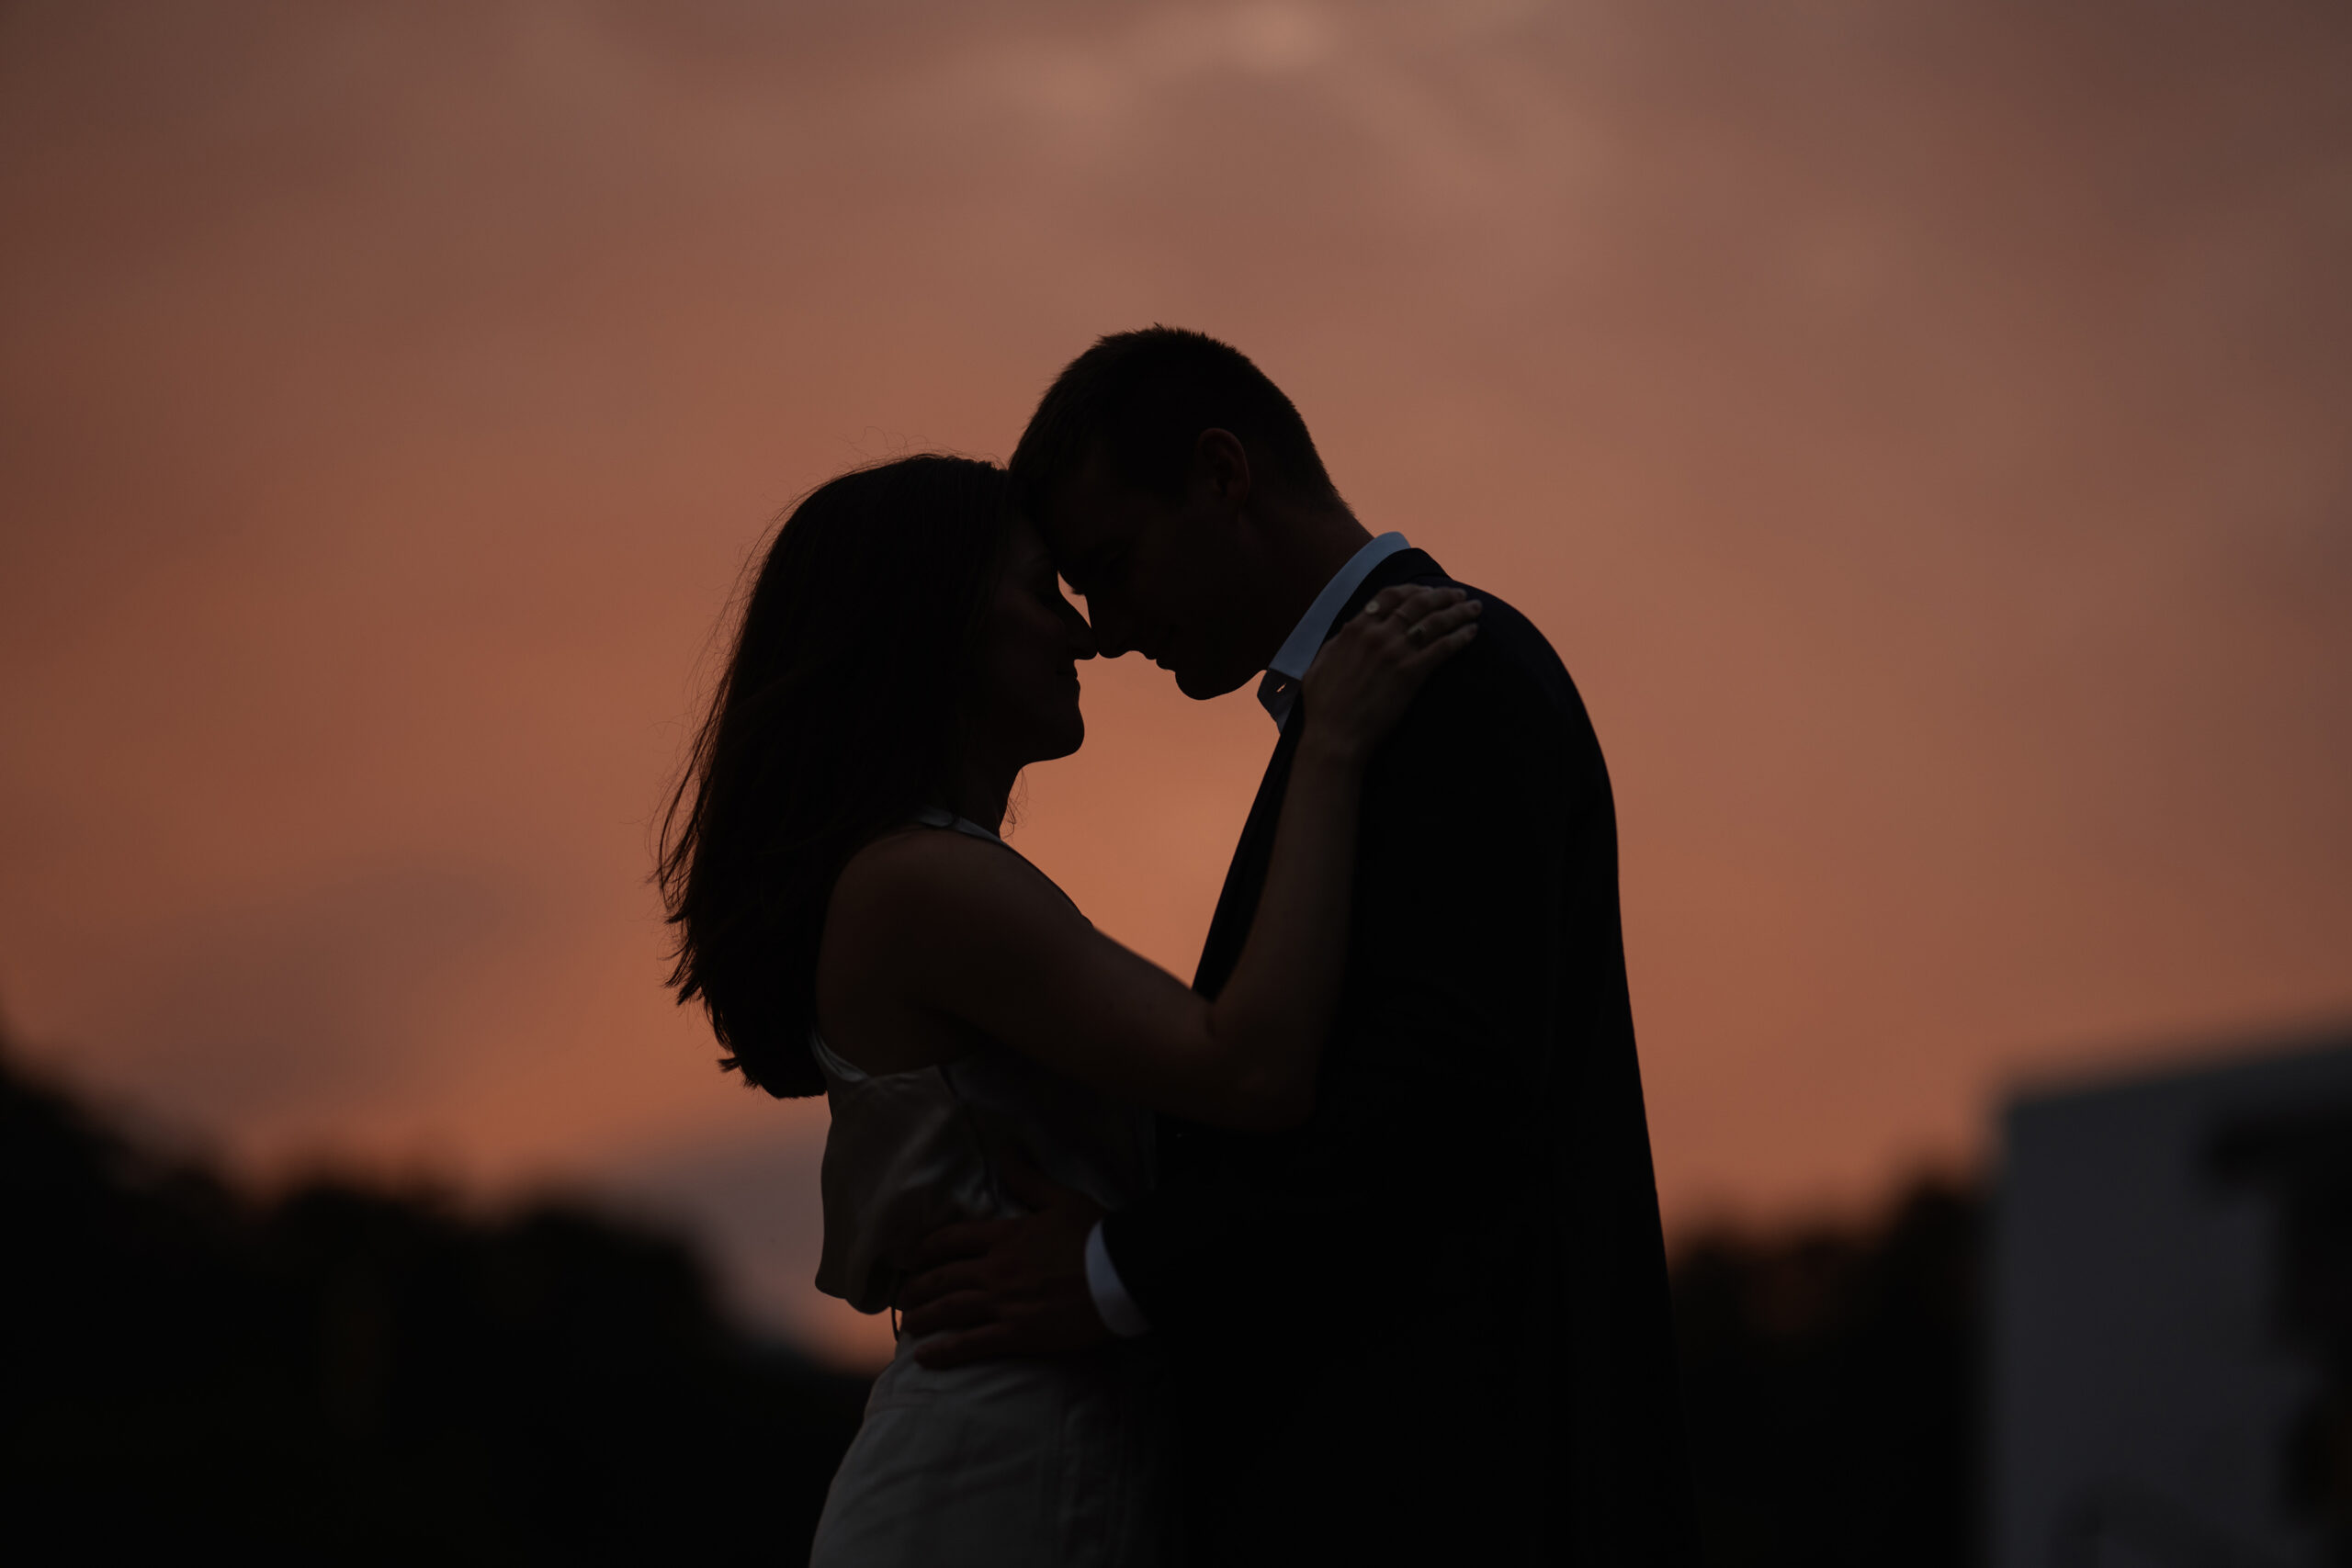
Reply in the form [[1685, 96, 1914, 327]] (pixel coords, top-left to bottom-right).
[[1039, 454, 1149, 558]]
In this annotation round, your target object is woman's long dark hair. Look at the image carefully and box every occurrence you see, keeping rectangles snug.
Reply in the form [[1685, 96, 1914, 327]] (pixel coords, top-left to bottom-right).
[[657, 455, 1013, 1097]]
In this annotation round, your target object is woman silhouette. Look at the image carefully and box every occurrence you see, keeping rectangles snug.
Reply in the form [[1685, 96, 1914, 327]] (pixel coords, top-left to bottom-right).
[[658, 454, 1476, 1565]]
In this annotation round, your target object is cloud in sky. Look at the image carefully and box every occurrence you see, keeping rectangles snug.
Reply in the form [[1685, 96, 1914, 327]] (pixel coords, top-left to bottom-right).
[[2, 0, 2346, 1353]]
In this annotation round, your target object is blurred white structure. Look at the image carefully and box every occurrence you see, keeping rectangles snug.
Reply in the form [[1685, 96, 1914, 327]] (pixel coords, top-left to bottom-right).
[[1991, 1031, 2352, 1568]]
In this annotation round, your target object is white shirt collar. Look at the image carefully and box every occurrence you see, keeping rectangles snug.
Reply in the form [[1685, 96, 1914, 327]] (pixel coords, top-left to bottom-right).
[[1256, 531, 1411, 730]]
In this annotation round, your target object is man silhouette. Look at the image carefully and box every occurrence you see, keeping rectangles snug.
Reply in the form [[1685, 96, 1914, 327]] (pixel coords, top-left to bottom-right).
[[901, 327, 1695, 1563]]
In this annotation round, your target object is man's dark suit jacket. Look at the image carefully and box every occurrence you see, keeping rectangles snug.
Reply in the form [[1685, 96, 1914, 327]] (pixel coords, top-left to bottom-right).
[[1097, 548, 1697, 1564]]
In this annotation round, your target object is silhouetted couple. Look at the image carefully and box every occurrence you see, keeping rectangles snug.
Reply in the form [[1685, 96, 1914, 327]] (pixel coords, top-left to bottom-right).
[[660, 329, 1694, 1564]]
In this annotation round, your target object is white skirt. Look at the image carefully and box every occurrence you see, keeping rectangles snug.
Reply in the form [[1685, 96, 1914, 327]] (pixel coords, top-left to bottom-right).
[[809, 1334, 1173, 1568]]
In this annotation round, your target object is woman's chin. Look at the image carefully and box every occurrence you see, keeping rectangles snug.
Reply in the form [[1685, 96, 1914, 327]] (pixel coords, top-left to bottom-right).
[[1036, 712, 1084, 762]]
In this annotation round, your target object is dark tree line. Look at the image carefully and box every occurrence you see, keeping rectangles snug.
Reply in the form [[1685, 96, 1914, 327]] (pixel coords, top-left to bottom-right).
[[1675, 1182, 1982, 1567], [0, 1042, 867, 1563], [2, 1025, 1982, 1563]]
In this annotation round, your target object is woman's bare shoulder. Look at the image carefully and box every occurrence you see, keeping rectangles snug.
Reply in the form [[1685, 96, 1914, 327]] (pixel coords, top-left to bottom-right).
[[827, 825, 1064, 943], [817, 830, 1018, 1073]]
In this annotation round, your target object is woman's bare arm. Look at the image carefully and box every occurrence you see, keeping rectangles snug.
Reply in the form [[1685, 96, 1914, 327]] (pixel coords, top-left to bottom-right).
[[820, 584, 1479, 1130]]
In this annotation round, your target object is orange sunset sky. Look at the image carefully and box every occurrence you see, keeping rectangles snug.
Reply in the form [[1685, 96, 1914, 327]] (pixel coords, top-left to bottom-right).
[[4, 0, 2348, 1365]]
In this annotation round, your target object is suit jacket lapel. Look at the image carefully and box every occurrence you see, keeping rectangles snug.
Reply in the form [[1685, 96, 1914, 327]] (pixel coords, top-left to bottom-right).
[[1191, 548, 1445, 998]]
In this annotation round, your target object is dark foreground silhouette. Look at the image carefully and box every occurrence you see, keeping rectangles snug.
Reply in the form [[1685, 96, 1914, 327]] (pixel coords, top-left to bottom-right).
[[0, 1022, 1983, 1564], [1675, 1184, 1981, 1568], [0, 1038, 865, 1563]]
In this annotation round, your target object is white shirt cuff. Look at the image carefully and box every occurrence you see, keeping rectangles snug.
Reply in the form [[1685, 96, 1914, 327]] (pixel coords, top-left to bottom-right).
[[1083, 1219, 1151, 1338]]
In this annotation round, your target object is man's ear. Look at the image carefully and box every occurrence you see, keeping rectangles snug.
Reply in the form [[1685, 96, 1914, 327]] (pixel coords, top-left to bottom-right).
[[1191, 428, 1253, 513]]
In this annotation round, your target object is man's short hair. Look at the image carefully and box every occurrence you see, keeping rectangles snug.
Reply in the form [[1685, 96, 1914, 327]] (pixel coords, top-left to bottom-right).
[[1009, 326, 1339, 511]]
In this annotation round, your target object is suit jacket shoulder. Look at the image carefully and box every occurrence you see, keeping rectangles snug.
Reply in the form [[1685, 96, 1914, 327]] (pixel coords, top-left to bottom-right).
[[1354, 550, 1611, 787]]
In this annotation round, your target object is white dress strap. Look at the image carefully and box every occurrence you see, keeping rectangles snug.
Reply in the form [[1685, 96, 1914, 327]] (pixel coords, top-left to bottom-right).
[[808, 1028, 869, 1084], [911, 805, 1002, 844]]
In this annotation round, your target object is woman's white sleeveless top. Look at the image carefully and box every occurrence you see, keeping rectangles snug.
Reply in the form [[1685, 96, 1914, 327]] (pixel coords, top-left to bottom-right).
[[807, 809, 1170, 1567]]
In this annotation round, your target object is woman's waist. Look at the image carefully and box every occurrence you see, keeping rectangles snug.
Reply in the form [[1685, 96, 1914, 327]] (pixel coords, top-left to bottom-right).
[[865, 1331, 1164, 1415], [815, 1149, 1138, 1314]]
